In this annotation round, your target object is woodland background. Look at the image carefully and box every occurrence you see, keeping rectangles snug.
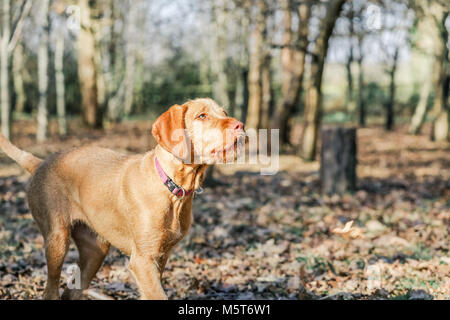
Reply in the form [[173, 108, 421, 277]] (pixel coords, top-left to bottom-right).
[[0, 0, 449, 300]]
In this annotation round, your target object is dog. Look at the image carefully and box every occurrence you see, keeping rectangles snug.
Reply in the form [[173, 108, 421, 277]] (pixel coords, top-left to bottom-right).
[[0, 98, 245, 300]]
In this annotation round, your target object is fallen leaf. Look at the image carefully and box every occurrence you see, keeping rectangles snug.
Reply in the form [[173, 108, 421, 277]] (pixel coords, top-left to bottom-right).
[[332, 221, 364, 240], [194, 256, 204, 264]]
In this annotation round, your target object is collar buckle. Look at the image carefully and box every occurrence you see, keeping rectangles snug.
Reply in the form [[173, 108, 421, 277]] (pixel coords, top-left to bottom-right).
[[175, 188, 186, 200], [165, 179, 177, 192], [155, 157, 198, 201], [164, 176, 186, 200]]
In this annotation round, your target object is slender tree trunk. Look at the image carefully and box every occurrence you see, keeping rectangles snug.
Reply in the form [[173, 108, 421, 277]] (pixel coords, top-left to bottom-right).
[[0, 0, 31, 139], [12, 42, 25, 114], [357, 35, 365, 127], [346, 3, 355, 120], [245, 0, 267, 130], [241, 68, 249, 122], [238, 1, 251, 123], [104, 1, 122, 121], [409, 58, 434, 135], [1, 0, 11, 139], [37, 0, 50, 142], [123, 0, 138, 116], [431, 11, 449, 141], [276, 0, 293, 135], [55, 24, 67, 135], [385, 47, 399, 131], [278, 1, 310, 145], [260, 53, 272, 129], [105, 1, 141, 122], [228, 70, 237, 118], [276, 0, 294, 142], [78, 0, 101, 128], [211, 0, 230, 108], [346, 50, 354, 115], [300, 0, 346, 161]]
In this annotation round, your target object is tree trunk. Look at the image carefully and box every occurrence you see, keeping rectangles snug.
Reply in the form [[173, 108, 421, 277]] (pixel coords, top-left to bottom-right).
[[346, 48, 355, 117], [211, 0, 230, 108], [36, 0, 50, 142], [385, 47, 399, 131], [1, 0, 11, 139], [431, 11, 449, 142], [55, 23, 67, 136], [12, 42, 25, 114], [409, 58, 434, 135], [123, 0, 139, 116], [260, 53, 272, 129], [238, 1, 251, 123], [78, 0, 102, 128], [300, 0, 346, 161], [103, 1, 122, 121], [245, 0, 267, 130], [240, 68, 249, 122], [227, 70, 237, 118], [320, 127, 357, 195], [346, 2, 355, 120], [357, 35, 366, 127], [276, 0, 293, 135], [277, 1, 310, 145]]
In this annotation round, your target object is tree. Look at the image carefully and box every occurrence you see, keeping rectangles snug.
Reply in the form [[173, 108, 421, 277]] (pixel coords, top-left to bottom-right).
[[408, 0, 435, 134], [210, 0, 230, 109], [275, 0, 311, 146], [431, 9, 449, 141], [55, 14, 67, 135], [406, 0, 449, 140], [384, 46, 399, 131], [259, 51, 272, 129], [36, 0, 50, 142], [106, 0, 141, 120], [409, 58, 433, 134], [0, 0, 32, 139], [122, 1, 139, 117], [231, 0, 251, 121], [300, 0, 346, 161], [78, 0, 102, 128], [357, 33, 366, 127], [377, 0, 413, 131], [345, 1, 356, 120], [245, 0, 268, 131], [12, 42, 26, 114]]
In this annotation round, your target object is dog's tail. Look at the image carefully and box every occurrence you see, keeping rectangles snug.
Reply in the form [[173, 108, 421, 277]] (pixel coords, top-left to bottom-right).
[[0, 133, 42, 174]]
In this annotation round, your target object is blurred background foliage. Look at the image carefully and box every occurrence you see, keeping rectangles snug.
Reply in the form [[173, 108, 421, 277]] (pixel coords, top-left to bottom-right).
[[0, 0, 448, 158]]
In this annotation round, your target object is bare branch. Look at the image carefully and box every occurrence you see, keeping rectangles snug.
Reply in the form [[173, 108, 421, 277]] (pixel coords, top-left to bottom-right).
[[8, 0, 33, 54]]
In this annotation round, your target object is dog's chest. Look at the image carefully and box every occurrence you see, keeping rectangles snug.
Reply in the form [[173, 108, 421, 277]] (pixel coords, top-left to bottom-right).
[[162, 202, 193, 247]]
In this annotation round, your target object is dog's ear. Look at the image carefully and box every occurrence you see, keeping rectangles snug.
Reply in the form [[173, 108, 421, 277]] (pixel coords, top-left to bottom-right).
[[152, 104, 190, 160]]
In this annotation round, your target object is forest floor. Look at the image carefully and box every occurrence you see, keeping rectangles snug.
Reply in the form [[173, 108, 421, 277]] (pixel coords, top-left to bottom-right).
[[0, 119, 449, 300]]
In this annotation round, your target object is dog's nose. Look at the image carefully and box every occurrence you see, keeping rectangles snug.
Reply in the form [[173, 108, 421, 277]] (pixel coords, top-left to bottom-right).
[[231, 120, 244, 132]]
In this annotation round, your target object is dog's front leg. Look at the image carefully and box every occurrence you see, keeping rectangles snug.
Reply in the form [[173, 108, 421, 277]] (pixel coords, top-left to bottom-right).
[[129, 252, 168, 300]]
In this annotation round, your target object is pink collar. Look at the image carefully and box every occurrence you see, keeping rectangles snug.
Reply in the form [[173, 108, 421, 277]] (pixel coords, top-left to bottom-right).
[[154, 157, 195, 200]]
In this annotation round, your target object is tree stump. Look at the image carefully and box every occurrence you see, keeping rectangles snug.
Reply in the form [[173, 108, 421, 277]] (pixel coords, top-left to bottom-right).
[[320, 127, 357, 195]]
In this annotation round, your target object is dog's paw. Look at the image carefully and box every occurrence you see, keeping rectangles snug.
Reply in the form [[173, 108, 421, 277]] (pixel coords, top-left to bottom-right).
[[61, 288, 86, 300]]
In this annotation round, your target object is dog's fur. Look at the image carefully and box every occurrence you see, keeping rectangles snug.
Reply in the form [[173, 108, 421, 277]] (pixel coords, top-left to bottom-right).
[[0, 98, 244, 300]]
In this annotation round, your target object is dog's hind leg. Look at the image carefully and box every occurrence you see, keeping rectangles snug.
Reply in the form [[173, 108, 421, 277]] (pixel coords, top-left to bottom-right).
[[61, 223, 110, 300], [43, 226, 71, 300]]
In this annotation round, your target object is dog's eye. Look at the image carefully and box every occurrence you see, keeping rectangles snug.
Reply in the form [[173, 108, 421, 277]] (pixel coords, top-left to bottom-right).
[[197, 113, 207, 120]]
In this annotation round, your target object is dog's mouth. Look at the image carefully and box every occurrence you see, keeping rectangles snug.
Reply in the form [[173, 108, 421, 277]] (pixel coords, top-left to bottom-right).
[[210, 135, 245, 158]]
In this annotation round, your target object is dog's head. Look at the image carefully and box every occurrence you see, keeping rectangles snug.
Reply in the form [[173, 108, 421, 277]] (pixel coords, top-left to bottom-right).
[[152, 98, 245, 164]]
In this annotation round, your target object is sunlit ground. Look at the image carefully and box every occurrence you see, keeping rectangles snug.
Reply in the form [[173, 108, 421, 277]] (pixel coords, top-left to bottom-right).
[[0, 119, 448, 299]]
